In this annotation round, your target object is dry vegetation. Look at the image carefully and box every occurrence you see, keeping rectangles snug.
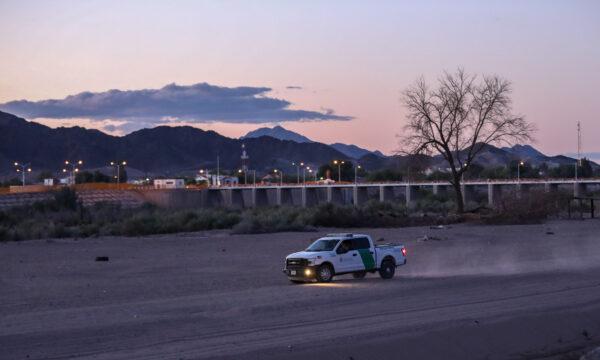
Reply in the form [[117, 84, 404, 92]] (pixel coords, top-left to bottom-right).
[[0, 187, 577, 241]]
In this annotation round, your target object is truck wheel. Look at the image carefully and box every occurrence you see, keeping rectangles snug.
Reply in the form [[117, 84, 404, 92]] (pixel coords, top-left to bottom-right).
[[316, 264, 334, 283], [352, 271, 367, 279], [379, 260, 395, 279]]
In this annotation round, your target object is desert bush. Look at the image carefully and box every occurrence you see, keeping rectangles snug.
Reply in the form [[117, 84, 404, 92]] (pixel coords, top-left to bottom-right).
[[309, 201, 411, 228], [232, 207, 313, 234], [483, 190, 570, 225]]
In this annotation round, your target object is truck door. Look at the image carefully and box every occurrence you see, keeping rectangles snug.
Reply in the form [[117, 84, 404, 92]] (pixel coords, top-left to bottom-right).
[[335, 239, 362, 273], [353, 237, 376, 271]]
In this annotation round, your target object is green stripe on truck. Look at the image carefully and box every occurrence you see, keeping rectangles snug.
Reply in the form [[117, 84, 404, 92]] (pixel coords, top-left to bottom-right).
[[358, 249, 375, 270]]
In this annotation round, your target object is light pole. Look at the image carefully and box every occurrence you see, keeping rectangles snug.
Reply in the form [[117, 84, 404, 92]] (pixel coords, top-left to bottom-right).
[[14, 162, 32, 186], [216, 155, 220, 187], [333, 160, 344, 182], [110, 160, 126, 187], [354, 164, 361, 184], [517, 160, 524, 182], [63, 160, 83, 185], [238, 169, 246, 185], [303, 166, 309, 185], [274, 169, 283, 186], [199, 169, 208, 186], [292, 162, 303, 184]]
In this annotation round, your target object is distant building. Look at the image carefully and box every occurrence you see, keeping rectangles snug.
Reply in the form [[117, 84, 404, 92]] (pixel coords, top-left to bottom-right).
[[154, 179, 185, 189], [210, 175, 238, 186], [59, 177, 74, 185], [43, 178, 55, 186], [195, 174, 210, 183], [261, 174, 278, 184]]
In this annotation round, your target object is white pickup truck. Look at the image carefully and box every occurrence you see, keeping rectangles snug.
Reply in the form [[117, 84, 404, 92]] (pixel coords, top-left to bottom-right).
[[283, 233, 407, 283]]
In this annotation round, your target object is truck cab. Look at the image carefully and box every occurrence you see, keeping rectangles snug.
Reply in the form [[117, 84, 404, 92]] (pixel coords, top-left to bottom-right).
[[283, 233, 407, 283]]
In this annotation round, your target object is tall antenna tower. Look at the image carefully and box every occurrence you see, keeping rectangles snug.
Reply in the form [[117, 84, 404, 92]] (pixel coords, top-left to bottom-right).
[[241, 143, 249, 172], [575, 121, 581, 181], [577, 121, 582, 162]]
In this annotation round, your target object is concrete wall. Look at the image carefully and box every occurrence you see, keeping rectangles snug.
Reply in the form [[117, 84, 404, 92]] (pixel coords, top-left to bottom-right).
[[135, 182, 600, 209]]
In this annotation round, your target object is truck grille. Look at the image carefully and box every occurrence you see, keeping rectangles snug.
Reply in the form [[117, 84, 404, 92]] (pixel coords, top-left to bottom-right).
[[286, 258, 308, 267]]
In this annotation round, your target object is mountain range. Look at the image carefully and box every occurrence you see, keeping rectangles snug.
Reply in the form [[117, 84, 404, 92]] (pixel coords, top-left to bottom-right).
[[241, 125, 385, 159], [0, 111, 347, 176], [0, 110, 592, 178]]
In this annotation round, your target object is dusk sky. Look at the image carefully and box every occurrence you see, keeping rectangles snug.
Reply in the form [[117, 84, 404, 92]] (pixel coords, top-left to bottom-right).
[[1, 0, 598, 157]]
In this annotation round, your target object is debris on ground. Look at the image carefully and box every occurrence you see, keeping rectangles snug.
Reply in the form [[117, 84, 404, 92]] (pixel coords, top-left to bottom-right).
[[95, 256, 109, 262], [582, 329, 592, 340], [581, 346, 600, 360], [546, 231, 555, 235], [430, 225, 446, 230], [417, 235, 443, 242]]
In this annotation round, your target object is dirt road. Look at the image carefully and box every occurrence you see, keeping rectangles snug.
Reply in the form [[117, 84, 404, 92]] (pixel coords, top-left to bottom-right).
[[2, 220, 600, 359]]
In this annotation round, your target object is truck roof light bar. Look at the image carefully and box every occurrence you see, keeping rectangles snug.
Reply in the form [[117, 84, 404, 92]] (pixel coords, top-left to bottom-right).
[[325, 233, 354, 238]]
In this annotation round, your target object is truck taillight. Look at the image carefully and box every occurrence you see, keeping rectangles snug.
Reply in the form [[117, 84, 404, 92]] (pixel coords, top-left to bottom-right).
[[401, 247, 407, 256]]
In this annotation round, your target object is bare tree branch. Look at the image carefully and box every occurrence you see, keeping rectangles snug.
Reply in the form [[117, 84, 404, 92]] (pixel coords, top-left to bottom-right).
[[399, 69, 536, 212]]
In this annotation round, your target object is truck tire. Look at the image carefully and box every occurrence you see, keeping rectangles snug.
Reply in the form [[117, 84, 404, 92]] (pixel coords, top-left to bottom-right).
[[352, 271, 367, 279], [379, 260, 395, 279], [316, 264, 334, 283]]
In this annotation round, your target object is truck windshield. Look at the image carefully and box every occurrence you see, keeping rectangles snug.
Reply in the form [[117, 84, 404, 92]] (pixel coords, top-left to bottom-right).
[[306, 239, 340, 252]]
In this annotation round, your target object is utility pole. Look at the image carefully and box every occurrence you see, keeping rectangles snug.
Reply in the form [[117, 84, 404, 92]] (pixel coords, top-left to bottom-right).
[[217, 155, 220, 187]]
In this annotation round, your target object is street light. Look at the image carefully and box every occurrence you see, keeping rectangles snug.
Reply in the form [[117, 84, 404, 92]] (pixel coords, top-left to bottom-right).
[[63, 160, 83, 185], [238, 169, 244, 185], [333, 160, 345, 182], [517, 160, 524, 182], [14, 162, 32, 186], [303, 166, 310, 185], [354, 164, 361, 184], [110, 160, 126, 187], [274, 169, 283, 186], [292, 162, 304, 184]]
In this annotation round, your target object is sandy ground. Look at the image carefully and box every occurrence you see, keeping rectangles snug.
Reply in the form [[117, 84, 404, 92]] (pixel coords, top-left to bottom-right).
[[1, 220, 600, 359]]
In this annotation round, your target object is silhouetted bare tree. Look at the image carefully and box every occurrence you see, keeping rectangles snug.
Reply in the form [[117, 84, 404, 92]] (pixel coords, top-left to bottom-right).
[[400, 69, 535, 212]]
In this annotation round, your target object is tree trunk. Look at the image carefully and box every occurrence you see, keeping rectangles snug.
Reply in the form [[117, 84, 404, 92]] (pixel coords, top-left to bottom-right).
[[452, 176, 465, 213]]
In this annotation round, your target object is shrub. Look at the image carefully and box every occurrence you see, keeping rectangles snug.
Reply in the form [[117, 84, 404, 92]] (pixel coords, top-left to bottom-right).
[[53, 187, 79, 210], [482, 190, 570, 225], [232, 207, 313, 234]]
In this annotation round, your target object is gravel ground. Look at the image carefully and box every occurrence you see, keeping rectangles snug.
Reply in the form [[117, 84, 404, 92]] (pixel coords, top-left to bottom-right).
[[1, 220, 600, 359]]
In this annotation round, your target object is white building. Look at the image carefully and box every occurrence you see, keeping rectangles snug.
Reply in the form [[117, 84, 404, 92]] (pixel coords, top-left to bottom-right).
[[154, 179, 185, 189], [209, 175, 239, 186], [195, 174, 210, 183]]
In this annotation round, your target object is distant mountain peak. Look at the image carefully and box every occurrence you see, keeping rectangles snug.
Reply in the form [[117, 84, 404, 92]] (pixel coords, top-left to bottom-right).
[[502, 144, 545, 159], [329, 143, 385, 159], [241, 126, 313, 143], [242, 125, 386, 159]]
